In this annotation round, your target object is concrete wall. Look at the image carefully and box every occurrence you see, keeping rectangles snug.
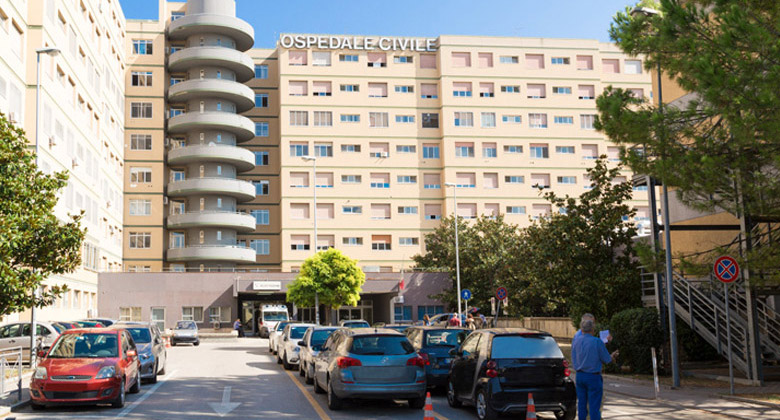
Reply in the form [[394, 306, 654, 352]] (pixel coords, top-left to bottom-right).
[[495, 317, 577, 340]]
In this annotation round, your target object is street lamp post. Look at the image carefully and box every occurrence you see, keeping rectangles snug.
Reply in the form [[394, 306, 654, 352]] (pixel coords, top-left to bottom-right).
[[631, 6, 681, 388], [31, 47, 61, 368], [444, 183, 463, 321], [302, 156, 320, 325]]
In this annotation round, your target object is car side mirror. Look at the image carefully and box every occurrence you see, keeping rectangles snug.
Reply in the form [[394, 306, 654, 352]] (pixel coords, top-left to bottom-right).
[[298, 340, 306, 347], [37, 350, 47, 358], [127, 349, 137, 358]]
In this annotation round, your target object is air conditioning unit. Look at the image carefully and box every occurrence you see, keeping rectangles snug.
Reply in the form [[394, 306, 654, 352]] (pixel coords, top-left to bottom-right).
[[163, 196, 169, 205], [380, 152, 389, 158], [48, 136, 57, 148]]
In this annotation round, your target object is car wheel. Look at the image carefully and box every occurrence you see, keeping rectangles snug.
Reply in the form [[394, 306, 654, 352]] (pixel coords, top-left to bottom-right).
[[276, 352, 283, 364], [129, 370, 141, 394], [158, 361, 166, 376], [299, 361, 306, 377], [111, 378, 126, 408], [283, 353, 292, 370], [447, 379, 462, 408], [194, 340, 200, 346], [327, 378, 343, 410], [555, 407, 577, 420], [408, 396, 426, 409], [305, 364, 314, 385], [313, 372, 325, 394], [149, 362, 158, 384], [475, 388, 498, 420]]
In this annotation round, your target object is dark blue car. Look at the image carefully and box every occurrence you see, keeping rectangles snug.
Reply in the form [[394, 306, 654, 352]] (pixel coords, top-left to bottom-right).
[[404, 326, 470, 388]]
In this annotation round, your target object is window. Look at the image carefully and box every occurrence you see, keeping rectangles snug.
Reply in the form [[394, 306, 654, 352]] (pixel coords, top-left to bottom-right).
[[255, 180, 269, 195], [504, 145, 523, 154], [129, 200, 151, 216], [578, 85, 595, 100], [341, 144, 361, 153], [418, 305, 445, 320], [479, 83, 494, 97], [424, 204, 442, 219], [369, 112, 389, 128], [252, 210, 270, 225], [478, 52, 493, 68], [500, 56, 519, 64], [170, 76, 184, 86], [312, 81, 332, 96], [370, 173, 390, 189], [526, 54, 545, 69], [312, 51, 331, 66], [290, 203, 310, 219], [131, 71, 153, 87], [394, 85, 414, 93], [501, 85, 520, 93], [457, 203, 478, 219], [552, 86, 572, 95], [554, 116, 574, 125], [288, 81, 307, 96], [422, 144, 440, 159], [394, 55, 413, 64], [451, 52, 471, 67], [531, 174, 551, 189], [577, 55, 594, 70], [397, 175, 417, 184], [399, 237, 419, 246], [481, 112, 496, 128], [370, 204, 391, 220], [341, 175, 361, 184], [395, 115, 415, 123], [420, 83, 438, 99], [506, 206, 526, 214], [422, 113, 439, 128], [369, 143, 389, 158], [130, 134, 152, 150], [130, 167, 152, 183], [455, 142, 474, 157], [169, 107, 185, 118], [255, 122, 269, 137], [371, 235, 392, 250], [250, 239, 270, 255], [455, 172, 476, 188], [551, 57, 570, 65], [527, 84, 546, 98], [289, 142, 309, 157], [367, 52, 387, 67], [290, 111, 308, 126], [602, 59, 620, 73], [625, 60, 642, 74], [394, 305, 412, 322], [396, 145, 416, 154], [291, 235, 310, 251], [130, 102, 153, 118], [556, 146, 575, 154], [420, 54, 436, 69], [170, 11, 185, 21], [129, 232, 151, 249], [132, 39, 153, 55], [630, 88, 645, 99], [315, 172, 334, 188], [423, 174, 441, 190], [342, 205, 362, 214], [502, 115, 522, 124], [313, 111, 332, 127], [254, 64, 268, 79], [255, 93, 269, 108], [454, 112, 473, 127], [398, 206, 418, 215], [530, 144, 549, 159], [453, 82, 472, 97], [482, 142, 497, 157], [289, 51, 307, 65], [341, 114, 360, 123], [505, 175, 524, 184], [529, 113, 548, 128], [607, 146, 621, 161], [342, 237, 363, 245], [483, 173, 498, 189], [340, 84, 359, 92], [120, 307, 143, 322], [170, 170, 185, 182], [339, 54, 358, 62], [209, 306, 231, 323], [582, 144, 599, 160], [314, 143, 333, 157], [581, 114, 597, 129], [255, 151, 269, 166], [368, 83, 388, 97], [558, 176, 577, 184], [532, 204, 552, 219]]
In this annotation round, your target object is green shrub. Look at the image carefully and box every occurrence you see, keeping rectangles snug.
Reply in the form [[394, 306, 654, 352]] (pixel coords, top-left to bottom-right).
[[609, 308, 664, 374], [676, 317, 721, 362]]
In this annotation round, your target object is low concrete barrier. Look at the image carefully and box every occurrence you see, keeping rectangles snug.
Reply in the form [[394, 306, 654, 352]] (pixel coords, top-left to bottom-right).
[[495, 317, 576, 340]]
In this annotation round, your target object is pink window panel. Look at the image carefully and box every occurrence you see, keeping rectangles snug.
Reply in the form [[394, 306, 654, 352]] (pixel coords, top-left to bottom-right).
[[531, 204, 552, 217], [312, 81, 331, 94], [290, 203, 309, 219], [525, 54, 545, 69], [578, 85, 596, 99], [455, 142, 474, 148], [483, 173, 498, 189], [531, 174, 550, 187], [636, 207, 649, 219], [611, 176, 627, 185], [451, 52, 471, 67], [425, 204, 441, 217], [478, 53, 493, 68], [367, 52, 387, 64], [456, 172, 476, 185], [484, 203, 499, 217], [479, 83, 494, 94], [421, 83, 438, 96], [369, 143, 389, 153], [371, 234, 391, 244], [291, 235, 310, 246], [288, 81, 307, 96], [527, 84, 546, 98], [316, 203, 334, 220], [630, 88, 644, 99], [315, 172, 333, 186], [457, 203, 477, 219], [289, 171, 309, 187], [453, 82, 472, 92], [371, 204, 391, 219], [368, 83, 388, 97], [370, 173, 390, 183], [607, 147, 620, 160], [576, 55, 593, 70], [289, 51, 307, 65], [582, 144, 598, 158], [317, 235, 335, 248], [423, 174, 440, 185], [602, 59, 620, 73], [420, 54, 437, 69]]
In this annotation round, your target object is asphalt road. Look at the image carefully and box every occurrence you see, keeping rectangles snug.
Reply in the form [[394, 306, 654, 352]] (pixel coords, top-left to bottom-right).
[[8, 338, 736, 419]]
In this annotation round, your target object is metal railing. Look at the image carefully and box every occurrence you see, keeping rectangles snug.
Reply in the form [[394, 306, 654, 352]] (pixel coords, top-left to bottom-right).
[[0, 347, 23, 401]]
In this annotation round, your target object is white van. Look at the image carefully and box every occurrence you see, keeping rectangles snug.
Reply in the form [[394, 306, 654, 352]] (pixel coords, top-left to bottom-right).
[[259, 305, 289, 338]]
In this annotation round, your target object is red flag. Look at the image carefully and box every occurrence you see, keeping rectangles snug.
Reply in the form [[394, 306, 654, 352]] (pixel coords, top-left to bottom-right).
[[399, 278, 405, 291]]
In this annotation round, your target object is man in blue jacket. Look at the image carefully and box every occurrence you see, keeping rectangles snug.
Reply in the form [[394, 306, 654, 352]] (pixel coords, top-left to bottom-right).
[[571, 318, 618, 420]]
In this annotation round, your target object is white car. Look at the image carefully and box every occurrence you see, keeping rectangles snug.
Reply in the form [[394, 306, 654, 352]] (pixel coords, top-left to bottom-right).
[[297, 326, 338, 384], [277, 323, 316, 370], [268, 321, 294, 355]]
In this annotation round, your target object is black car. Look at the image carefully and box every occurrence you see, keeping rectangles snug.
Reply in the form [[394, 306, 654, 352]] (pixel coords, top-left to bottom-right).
[[447, 328, 576, 420], [405, 326, 469, 388]]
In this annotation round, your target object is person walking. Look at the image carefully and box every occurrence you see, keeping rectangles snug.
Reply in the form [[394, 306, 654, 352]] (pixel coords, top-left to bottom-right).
[[233, 318, 244, 338], [423, 314, 431, 326], [448, 313, 461, 327], [466, 313, 476, 330], [571, 317, 618, 420]]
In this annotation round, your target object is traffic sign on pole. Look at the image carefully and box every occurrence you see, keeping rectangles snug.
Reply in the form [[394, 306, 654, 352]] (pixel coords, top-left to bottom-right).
[[461, 289, 472, 301], [496, 287, 507, 301], [714, 256, 739, 283]]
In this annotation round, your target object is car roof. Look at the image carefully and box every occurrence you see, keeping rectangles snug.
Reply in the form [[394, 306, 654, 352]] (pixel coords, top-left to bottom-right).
[[63, 328, 121, 335], [110, 323, 153, 330], [309, 326, 339, 330], [480, 328, 552, 336], [342, 327, 405, 336], [287, 323, 316, 328], [408, 326, 469, 331]]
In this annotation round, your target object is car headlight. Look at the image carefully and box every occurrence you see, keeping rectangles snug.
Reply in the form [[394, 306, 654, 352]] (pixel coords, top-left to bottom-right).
[[95, 366, 116, 379], [33, 367, 47, 380]]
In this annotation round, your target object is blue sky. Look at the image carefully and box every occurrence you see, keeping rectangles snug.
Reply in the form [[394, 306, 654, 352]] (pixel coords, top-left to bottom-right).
[[121, 0, 636, 48]]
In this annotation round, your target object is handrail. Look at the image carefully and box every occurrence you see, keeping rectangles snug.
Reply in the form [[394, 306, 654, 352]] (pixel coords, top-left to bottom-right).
[[0, 346, 23, 401]]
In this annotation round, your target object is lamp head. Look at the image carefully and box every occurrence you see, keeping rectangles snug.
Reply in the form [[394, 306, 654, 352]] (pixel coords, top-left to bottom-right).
[[36, 47, 61, 56], [630, 6, 660, 17], [301, 156, 316, 162], [444, 182, 456, 187]]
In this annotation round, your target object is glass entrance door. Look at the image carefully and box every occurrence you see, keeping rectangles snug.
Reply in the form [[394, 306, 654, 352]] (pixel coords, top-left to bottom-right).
[[241, 301, 258, 336]]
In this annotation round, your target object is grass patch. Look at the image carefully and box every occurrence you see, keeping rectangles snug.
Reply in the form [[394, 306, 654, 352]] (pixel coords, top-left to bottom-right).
[[734, 394, 780, 404]]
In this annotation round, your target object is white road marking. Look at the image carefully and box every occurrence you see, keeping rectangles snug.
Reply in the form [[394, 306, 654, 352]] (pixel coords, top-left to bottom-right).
[[207, 386, 241, 417], [115, 370, 177, 418]]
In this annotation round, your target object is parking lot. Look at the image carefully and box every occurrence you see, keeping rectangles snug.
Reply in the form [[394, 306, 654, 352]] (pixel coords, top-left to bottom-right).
[[8, 338, 733, 419]]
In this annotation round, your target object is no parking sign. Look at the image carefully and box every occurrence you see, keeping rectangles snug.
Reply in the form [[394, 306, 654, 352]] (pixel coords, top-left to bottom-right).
[[714, 256, 739, 283]]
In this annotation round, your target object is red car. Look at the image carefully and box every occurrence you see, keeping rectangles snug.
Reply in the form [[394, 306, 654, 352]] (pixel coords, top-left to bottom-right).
[[30, 328, 141, 409]]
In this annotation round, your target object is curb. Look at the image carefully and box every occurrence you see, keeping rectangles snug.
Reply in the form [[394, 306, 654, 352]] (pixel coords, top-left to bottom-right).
[[716, 394, 780, 410], [604, 389, 755, 420], [0, 399, 30, 419]]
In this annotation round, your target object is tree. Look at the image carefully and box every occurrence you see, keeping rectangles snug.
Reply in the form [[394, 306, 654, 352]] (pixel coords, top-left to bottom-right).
[[286, 248, 365, 323], [596, 0, 780, 282], [413, 215, 520, 315], [514, 158, 642, 322], [0, 113, 85, 316]]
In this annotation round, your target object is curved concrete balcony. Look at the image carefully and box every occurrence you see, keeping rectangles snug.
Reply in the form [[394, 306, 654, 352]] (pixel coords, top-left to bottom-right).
[[167, 111, 255, 142], [167, 177, 256, 201], [167, 14, 255, 52], [168, 47, 255, 82], [168, 144, 255, 172], [168, 79, 255, 113], [167, 245, 256, 263], [167, 211, 256, 232]]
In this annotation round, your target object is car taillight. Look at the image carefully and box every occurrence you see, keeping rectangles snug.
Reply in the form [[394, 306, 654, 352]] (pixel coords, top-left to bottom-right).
[[564, 368, 571, 377], [337, 357, 362, 368], [486, 360, 498, 378], [96, 323, 104, 328], [406, 356, 426, 367], [562, 359, 569, 368], [418, 353, 431, 366]]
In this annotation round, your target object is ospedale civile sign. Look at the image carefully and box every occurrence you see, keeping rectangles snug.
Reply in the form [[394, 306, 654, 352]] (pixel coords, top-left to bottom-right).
[[279, 33, 439, 52]]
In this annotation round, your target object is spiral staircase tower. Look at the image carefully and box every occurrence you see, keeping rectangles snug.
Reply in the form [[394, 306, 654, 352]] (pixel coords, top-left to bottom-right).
[[165, 0, 256, 270]]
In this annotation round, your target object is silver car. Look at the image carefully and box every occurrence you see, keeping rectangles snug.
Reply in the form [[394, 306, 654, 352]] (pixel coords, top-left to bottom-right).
[[171, 320, 199, 346], [312, 328, 427, 410], [298, 326, 338, 385], [268, 321, 294, 355], [0, 322, 60, 363], [338, 319, 370, 329], [278, 323, 316, 370], [113, 322, 167, 383]]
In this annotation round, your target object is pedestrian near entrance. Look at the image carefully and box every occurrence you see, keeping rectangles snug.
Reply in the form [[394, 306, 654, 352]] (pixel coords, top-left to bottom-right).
[[448, 313, 461, 327], [571, 318, 618, 420], [234, 318, 244, 337]]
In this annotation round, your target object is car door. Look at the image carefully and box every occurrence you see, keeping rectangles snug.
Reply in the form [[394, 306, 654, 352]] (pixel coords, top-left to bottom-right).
[[0, 324, 22, 352], [315, 332, 338, 386], [300, 329, 312, 366], [456, 332, 482, 399], [152, 327, 166, 370], [123, 331, 139, 383]]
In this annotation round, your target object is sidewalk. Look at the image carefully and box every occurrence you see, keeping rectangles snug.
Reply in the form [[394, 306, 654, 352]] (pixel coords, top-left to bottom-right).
[[0, 373, 31, 418], [602, 373, 780, 420]]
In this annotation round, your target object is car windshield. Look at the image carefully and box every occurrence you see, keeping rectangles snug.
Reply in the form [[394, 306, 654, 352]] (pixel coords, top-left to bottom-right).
[[349, 335, 415, 356], [275, 322, 291, 332], [125, 328, 152, 343], [176, 321, 197, 330], [311, 329, 336, 350], [48, 333, 118, 358], [289, 326, 310, 339], [264, 312, 288, 321], [425, 330, 463, 347], [343, 321, 369, 328], [491, 335, 564, 359]]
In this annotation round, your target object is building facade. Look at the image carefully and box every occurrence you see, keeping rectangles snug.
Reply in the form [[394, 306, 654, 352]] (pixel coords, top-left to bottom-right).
[[0, 0, 126, 323]]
